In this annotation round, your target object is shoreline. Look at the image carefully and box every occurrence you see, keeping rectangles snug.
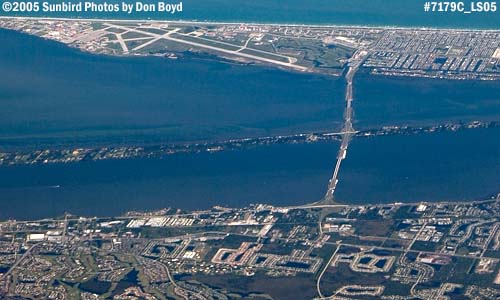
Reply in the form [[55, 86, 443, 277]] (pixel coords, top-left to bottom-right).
[[1, 193, 498, 223], [1, 15, 500, 32], [1, 120, 497, 167], [0, 125, 498, 221], [2, 18, 499, 81]]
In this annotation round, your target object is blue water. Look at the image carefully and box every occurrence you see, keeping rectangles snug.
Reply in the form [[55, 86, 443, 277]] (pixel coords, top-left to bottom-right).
[[1, 29, 500, 150], [0, 142, 339, 219], [353, 74, 500, 129], [0, 29, 345, 150], [3, 0, 500, 29], [0, 127, 499, 220], [0, 28, 499, 220], [335, 127, 500, 204]]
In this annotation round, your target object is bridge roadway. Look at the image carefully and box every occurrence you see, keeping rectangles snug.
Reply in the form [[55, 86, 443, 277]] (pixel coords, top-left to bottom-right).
[[323, 52, 365, 203], [285, 198, 500, 215]]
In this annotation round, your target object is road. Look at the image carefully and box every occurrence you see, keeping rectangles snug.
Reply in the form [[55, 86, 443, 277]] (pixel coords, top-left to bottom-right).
[[1, 242, 40, 280], [324, 51, 367, 202], [316, 243, 342, 298]]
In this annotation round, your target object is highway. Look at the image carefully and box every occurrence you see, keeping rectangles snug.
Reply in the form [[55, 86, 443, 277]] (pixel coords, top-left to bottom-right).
[[1, 242, 41, 281], [164, 264, 208, 300], [286, 198, 499, 211], [314, 50, 370, 300], [316, 243, 342, 299], [324, 50, 368, 202]]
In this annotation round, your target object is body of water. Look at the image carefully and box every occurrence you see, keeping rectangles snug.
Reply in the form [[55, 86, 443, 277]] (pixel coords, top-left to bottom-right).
[[0, 28, 499, 220], [2, 0, 499, 29], [336, 127, 500, 204], [353, 74, 500, 129], [0, 142, 338, 219], [0, 28, 345, 150], [0, 127, 499, 220], [1, 30, 499, 150]]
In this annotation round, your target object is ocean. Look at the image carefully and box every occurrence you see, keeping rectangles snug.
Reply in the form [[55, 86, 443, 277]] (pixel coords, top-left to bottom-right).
[[2, 0, 499, 29]]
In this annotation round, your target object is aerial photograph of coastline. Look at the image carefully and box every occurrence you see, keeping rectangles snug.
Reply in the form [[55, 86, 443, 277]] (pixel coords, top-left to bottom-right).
[[0, 0, 499, 299]]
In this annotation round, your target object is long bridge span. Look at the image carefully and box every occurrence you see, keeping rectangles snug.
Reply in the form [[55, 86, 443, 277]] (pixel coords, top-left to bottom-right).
[[323, 50, 368, 203]]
